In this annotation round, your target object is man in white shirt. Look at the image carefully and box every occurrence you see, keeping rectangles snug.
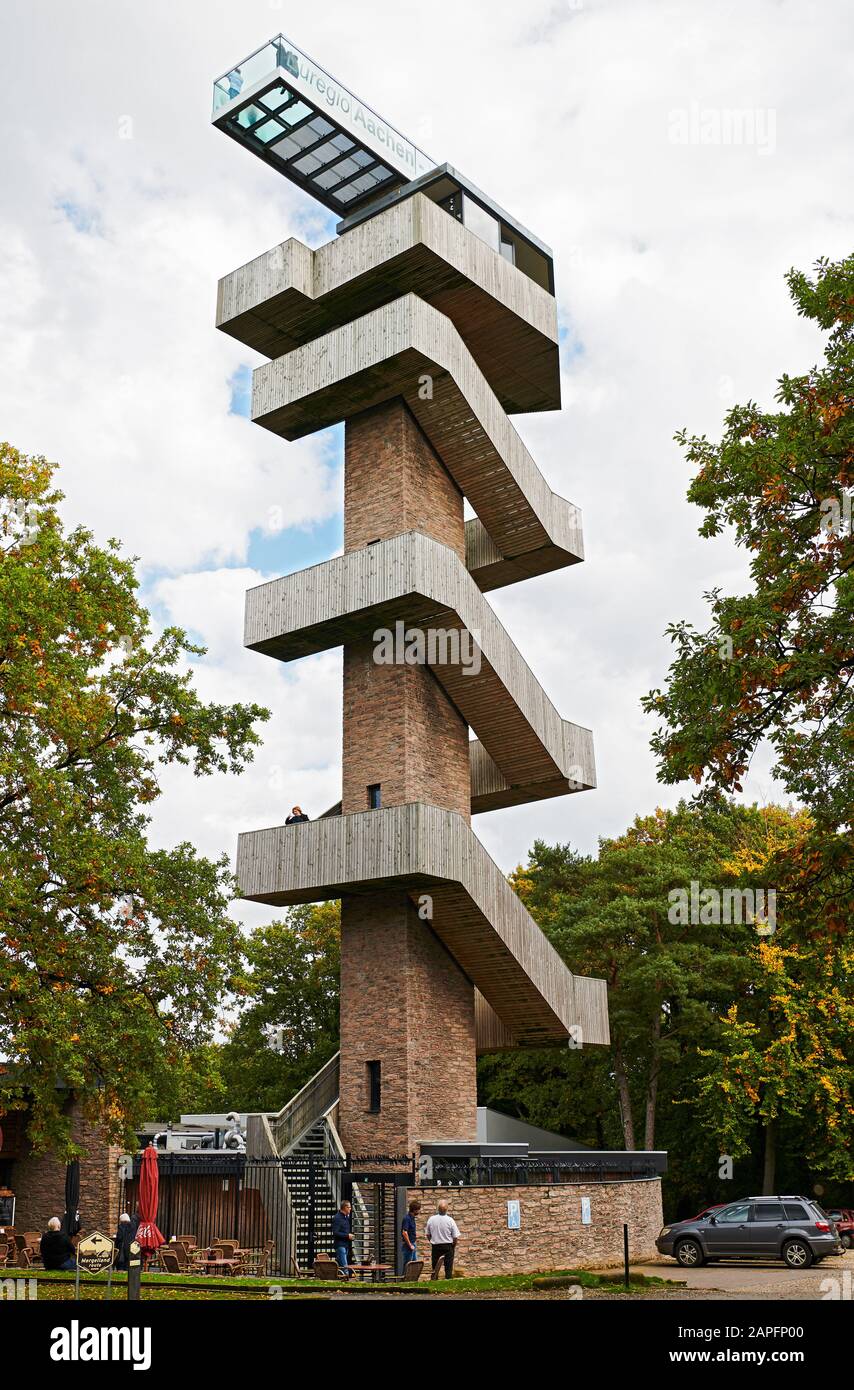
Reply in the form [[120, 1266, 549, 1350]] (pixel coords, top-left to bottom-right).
[[424, 1200, 461, 1280]]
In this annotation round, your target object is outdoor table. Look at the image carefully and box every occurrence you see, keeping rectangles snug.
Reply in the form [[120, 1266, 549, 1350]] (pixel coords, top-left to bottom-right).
[[192, 1255, 239, 1276], [348, 1263, 393, 1283]]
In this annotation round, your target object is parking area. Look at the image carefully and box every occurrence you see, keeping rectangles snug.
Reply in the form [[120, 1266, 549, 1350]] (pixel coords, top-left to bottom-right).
[[619, 1248, 854, 1299]]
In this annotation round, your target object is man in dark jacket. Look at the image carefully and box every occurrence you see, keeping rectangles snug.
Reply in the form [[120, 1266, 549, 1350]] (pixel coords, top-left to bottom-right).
[[40, 1217, 76, 1270], [113, 1212, 139, 1270], [331, 1200, 353, 1275]]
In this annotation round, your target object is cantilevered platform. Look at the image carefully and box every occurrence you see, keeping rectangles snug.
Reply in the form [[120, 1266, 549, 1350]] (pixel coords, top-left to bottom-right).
[[465, 516, 583, 592], [217, 193, 561, 414], [252, 294, 581, 571], [237, 802, 609, 1047], [244, 530, 595, 796]]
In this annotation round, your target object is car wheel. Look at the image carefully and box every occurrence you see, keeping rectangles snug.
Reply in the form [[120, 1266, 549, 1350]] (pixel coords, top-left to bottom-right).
[[782, 1240, 813, 1269], [675, 1239, 705, 1268]]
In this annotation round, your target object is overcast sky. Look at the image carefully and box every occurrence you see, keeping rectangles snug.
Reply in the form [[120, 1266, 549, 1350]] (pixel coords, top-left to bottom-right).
[[2, 0, 851, 930]]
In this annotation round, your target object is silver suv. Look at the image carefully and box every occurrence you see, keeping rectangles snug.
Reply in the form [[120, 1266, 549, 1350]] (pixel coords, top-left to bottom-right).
[[656, 1196, 842, 1269]]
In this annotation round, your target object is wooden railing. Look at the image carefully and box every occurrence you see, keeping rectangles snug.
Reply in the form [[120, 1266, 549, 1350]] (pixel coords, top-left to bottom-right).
[[267, 1052, 341, 1157]]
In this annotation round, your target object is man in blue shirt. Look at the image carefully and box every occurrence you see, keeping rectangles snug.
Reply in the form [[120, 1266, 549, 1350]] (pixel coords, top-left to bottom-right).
[[401, 1198, 421, 1269], [331, 1200, 353, 1275]]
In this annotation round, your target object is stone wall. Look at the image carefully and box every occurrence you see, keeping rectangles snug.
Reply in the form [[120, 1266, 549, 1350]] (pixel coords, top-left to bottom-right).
[[408, 1178, 663, 1275], [8, 1101, 123, 1237]]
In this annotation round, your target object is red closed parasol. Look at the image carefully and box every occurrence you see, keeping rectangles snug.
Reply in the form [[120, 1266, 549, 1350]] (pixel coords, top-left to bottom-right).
[[135, 1143, 165, 1252]]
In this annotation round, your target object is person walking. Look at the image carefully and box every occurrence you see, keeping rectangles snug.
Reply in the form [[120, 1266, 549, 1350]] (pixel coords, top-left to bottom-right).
[[401, 1198, 421, 1269], [425, 1200, 460, 1280], [331, 1199, 353, 1276]]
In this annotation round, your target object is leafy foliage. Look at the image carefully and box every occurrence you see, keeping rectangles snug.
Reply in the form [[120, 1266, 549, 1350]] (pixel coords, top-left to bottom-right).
[[214, 902, 341, 1114], [0, 446, 269, 1152], [643, 255, 853, 842]]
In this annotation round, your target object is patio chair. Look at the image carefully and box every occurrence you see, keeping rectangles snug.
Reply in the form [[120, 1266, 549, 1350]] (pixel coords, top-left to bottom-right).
[[313, 1255, 344, 1281], [168, 1241, 193, 1272], [17, 1246, 33, 1269], [290, 1254, 313, 1279], [403, 1259, 424, 1281], [212, 1240, 238, 1259], [159, 1250, 184, 1276], [0, 1243, 7, 1268], [177, 1234, 197, 1250]]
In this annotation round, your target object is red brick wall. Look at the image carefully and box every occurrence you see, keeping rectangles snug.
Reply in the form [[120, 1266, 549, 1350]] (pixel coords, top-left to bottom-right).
[[339, 891, 477, 1155], [408, 1179, 664, 1276], [344, 399, 465, 558], [342, 640, 470, 818], [339, 398, 476, 1154], [341, 396, 470, 820], [8, 1101, 122, 1238]]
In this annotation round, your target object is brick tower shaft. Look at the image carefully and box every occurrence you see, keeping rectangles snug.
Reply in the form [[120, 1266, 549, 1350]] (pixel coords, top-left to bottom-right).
[[339, 399, 477, 1152]]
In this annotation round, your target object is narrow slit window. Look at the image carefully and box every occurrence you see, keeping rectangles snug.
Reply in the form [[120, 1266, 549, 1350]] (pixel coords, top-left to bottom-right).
[[368, 783, 382, 809], [367, 1060, 381, 1113]]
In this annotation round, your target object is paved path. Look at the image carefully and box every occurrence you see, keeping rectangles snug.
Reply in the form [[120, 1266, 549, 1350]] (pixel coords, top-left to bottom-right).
[[334, 1251, 854, 1300], [593, 1248, 854, 1299]]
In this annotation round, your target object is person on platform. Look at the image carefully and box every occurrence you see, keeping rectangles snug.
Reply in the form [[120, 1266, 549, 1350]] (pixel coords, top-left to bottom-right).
[[40, 1216, 77, 1271], [331, 1199, 353, 1276], [425, 1200, 460, 1280], [401, 1198, 421, 1269], [285, 806, 309, 824]]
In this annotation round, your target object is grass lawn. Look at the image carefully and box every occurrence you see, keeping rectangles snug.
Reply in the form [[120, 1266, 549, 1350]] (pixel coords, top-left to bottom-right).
[[22, 1267, 676, 1300]]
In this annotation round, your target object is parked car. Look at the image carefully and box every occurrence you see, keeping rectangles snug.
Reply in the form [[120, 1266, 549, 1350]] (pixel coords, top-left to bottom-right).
[[691, 1203, 728, 1222], [656, 1196, 842, 1269], [824, 1208, 854, 1249]]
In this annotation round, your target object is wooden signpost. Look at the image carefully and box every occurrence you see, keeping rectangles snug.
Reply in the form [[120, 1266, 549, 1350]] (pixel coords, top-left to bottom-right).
[[127, 1239, 142, 1301]]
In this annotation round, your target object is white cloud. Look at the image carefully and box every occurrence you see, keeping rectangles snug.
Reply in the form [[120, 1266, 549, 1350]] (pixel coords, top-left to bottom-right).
[[2, 0, 851, 904]]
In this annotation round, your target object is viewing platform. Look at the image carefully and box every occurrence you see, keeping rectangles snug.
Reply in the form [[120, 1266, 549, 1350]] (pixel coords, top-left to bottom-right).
[[244, 530, 595, 797], [217, 192, 561, 414], [251, 294, 581, 568], [236, 802, 609, 1048]]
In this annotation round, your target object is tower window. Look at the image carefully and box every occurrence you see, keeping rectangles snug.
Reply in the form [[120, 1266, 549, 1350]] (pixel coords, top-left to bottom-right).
[[367, 1060, 381, 1113], [367, 783, 382, 809]]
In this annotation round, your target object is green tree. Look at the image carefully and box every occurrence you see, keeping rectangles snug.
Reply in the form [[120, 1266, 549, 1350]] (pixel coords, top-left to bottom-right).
[[691, 811, 853, 1190], [643, 254, 853, 868], [511, 800, 755, 1152], [640, 253, 854, 1189], [217, 902, 340, 1113], [0, 446, 269, 1153]]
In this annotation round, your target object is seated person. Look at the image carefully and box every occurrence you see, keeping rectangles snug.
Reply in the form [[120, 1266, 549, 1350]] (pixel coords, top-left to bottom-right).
[[40, 1217, 76, 1271], [285, 805, 309, 824]]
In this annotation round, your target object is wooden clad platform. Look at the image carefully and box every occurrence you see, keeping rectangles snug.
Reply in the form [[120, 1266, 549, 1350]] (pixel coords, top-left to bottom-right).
[[465, 515, 583, 592], [217, 193, 560, 415], [251, 294, 580, 568], [244, 530, 596, 795], [236, 803, 609, 1047]]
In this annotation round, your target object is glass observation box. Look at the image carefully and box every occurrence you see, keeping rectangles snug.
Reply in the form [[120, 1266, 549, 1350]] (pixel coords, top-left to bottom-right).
[[212, 35, 435, 217], [213, 36, 555, 293]]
